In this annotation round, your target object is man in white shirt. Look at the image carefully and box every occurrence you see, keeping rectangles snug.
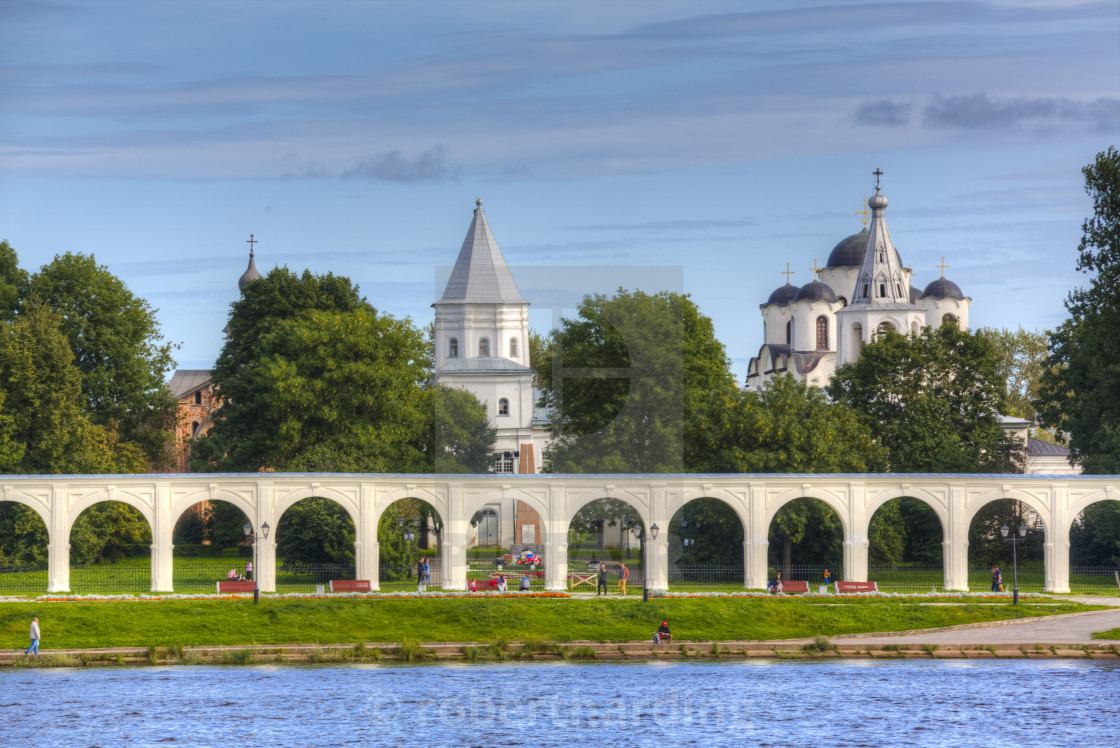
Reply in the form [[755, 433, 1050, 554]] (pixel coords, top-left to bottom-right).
[[25, 617, 40, 655]]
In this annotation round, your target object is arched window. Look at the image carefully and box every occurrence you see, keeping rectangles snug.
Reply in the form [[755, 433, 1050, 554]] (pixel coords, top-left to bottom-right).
[[449, 338, 459, 358], [895, 283, 903, 297], [862, 283, 869, 298], [498, 398, 510, 416], [191, 421, 200, 438], [878, 283, 886, 297], [509, 338, 518, 358], [876, 321, 895, 338], [194, 391, 202, 405], [815, 316, 828, 349], [852, 322, 863, 359], [477, 507, 499, 547], [785, 320, 792, 346], [479, 338, 490, 356], [942, 313, 957, 327], [911, 321, 920, 335]]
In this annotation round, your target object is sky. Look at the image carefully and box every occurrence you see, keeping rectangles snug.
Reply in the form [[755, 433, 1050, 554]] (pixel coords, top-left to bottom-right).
[[1, 0, 1117, 377]]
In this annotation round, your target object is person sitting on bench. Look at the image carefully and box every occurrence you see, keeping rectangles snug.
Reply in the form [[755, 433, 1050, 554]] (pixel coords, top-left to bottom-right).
[[655, 620, 672, 644]]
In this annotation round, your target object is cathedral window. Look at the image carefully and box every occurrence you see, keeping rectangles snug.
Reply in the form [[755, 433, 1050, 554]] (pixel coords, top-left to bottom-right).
[[876, 321, 895, 338], [878, 283, 886, 297], [815, 316, 828, 349], [479, 338, 490, 356], [191, 421, 200, 438], [498, 398, 510, 416], [509, 338, 518, 358], [896, 283, 903, 297], [194, 391, 202, 405], [862, 284, 869, 298], [942, 313, 957, 327], [785, 321, 792, 345], [449, 338, 459, 358]]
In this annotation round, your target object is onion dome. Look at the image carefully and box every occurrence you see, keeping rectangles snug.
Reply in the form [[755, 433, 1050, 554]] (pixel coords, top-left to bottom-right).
[[909, 286, 922, 304], [238, 250, 262, 290], [766, 284, 800, 306], [794, 280, 838, 303], [921, 277, 965, 300], [826, 229, 868, 267]]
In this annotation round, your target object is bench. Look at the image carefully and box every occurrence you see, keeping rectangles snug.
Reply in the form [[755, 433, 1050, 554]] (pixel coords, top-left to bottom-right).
[[773, 581, 809, 594], [216, 580, 256, 594], [329, 580, 371, 593], [835, 581, 878, 593]]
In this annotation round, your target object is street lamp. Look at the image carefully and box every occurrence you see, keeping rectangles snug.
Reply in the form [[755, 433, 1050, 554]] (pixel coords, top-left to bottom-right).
[[631, 522, 660, 602], [1000, 523, 1028, 605], [242, 521, 270, 604]]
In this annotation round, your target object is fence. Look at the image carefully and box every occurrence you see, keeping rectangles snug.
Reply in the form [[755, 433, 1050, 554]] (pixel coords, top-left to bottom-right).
[[666, 565, 741, 592], [380, 560, 443, 591]]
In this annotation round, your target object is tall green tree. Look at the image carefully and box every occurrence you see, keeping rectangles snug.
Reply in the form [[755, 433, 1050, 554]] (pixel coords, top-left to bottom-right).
[[429, 385, 497, 473], [979, 327, 1049, 424], [275, 497, 356, 566], [827, 323, 1024, 473], [1070, 501, 1120, 567], [1036, 147, 1120, 473], [535, 289, 737, 472], [29, 252, 177, 468], [0, 240, 28, 322]]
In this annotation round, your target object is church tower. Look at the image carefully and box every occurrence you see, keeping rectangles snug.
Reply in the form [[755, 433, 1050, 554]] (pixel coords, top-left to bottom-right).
[[432, 200, 546, 474], [834, 172, 926, 366]]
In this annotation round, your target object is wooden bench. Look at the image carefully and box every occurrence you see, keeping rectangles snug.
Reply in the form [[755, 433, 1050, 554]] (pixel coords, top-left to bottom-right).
[[774, 580, 809, 594], [835, 581, 878, 593], [216, 580, 256, 594], [329, 579, 371, 593]]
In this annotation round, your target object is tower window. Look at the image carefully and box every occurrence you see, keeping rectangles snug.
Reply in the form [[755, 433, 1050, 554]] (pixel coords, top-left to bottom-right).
[[876, 321, 895, 338], [785, 320, 792, 345], [509, 338, 518, 358], [479, 338, 490, 356], [498, 398, 510, 416], [194, 391, 202, 405], [896, 283, 902, 297], [449, 338, 459, 358], [191, 421, 200, 438], [815, 316, 828, 350], [942, 313, 957, 327], [862, 284, 869, 298], [878, 283, 886, 297]]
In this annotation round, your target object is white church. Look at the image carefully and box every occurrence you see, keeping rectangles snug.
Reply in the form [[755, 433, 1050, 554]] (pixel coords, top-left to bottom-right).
[[745, 173, 970, 390]]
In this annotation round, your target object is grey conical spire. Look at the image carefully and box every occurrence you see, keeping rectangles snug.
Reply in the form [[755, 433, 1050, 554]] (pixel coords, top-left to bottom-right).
[[436, 199, 525, 304], [238, 246, 262, 291], [845, 178, 918, 311]]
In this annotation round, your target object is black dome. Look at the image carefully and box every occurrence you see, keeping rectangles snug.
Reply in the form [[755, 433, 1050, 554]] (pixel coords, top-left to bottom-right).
[[826, 229, 868, 267], [922, 277, 965, 300], [766, 284, 799, 306], [909, 286, 921, 304], [794, 280, 838, 303]]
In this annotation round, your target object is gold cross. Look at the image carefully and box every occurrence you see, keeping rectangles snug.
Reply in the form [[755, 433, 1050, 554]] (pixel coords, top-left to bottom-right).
[[937, 256, 950, 278], [810, 259, 822, 279], [855, 198, 871, 227], [781, 262, 795, 283]]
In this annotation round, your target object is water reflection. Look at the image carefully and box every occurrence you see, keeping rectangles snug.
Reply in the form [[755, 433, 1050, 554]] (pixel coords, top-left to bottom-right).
[[1, 660, 1117, 748]]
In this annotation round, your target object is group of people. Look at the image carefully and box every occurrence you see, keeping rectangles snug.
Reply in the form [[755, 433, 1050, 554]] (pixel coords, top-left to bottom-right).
[[595, 561, 632, 596], [466, 573, 533, 592], [225, 561, 253, 582]]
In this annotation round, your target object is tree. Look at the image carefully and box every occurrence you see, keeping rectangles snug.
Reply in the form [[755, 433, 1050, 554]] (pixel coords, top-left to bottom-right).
[[29, 252, 177, 468], [979, 327, 1049, 423], [669, 499, 744, 567], [690, 375, 887, 473], [274, 498, 355, 566], [827, 323, 1024, 473], [69, 501, 152, 565], [1037, 147, 1120, 473], [1070, 501, 1120, 567], [429, 385, 496, 473], [535, 289, 737, 472], [0, 240, 27, 322], [0, 502, 49, 567]]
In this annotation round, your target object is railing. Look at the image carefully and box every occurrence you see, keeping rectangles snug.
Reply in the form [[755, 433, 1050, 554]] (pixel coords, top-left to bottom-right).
[[379, 561, 443, 591], [70, 561, 151, 594], [667, 565, 741, 592], [767, 565, 837, 586], [0, 565, 48, 595], [276, 561, 356, 593], [869, 563, 943, 593]]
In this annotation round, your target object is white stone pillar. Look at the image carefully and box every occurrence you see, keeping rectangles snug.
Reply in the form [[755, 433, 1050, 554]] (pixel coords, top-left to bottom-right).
[[47, 485, 70, 592], [645, 483, 669, 592], [256, 481, 276, 593], [355, 485, 376, 587], [545, 486, 567, 591], [150, 483, 174, 592], [747, 486, 769, 589], [847, 482, 868, 582], [945, 485, 969, 591], [444, 484, 467, 591], [1044, 539, 1070, 593]]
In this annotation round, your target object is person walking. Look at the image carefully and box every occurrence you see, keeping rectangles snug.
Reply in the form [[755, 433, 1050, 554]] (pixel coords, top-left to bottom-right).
[[991, 565, 1003, 592], [619, 562, 630, 596], [423, 558, 432, 588], [823, 569, 830, 588], [597, 562, 609, 596], [245, 560, 253, 582], [417, 557, 428, 593], [25, 617, 40, 656]]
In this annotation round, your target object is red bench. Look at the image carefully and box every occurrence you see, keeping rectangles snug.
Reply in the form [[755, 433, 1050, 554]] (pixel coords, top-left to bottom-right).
[[835, 581, 878, 593], [772, 581, 809, 594], [330, 580, 372, 592], [216, 580, 256, 594]]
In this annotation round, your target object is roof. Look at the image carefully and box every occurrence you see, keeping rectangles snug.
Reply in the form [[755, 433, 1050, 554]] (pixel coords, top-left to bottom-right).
[[168, 369, 211, 398], [1028, 438, 1070, 457], [794, 280, 838, 304], [827, 229, 868, 267], [922, 277, 965, 300], [438, 356, 534, 374], [435, 201, 526, 305], [840, 184, 921, 313], [238, 251, 262, 290], [765, 283, 799, 307]]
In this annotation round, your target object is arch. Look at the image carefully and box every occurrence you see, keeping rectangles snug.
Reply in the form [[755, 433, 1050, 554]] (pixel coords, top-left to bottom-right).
[[472, 507, 500, 548], [68, 490, 156, 530], [1068, 498, 1120, 592], [171, 498, 254, 592], [0, 491, 52, 536], [815, 315, 828, 349], [170, 488, 258, 532], [763, 489, 849, 535], [478, 337, 490, 356], [274, 494, 359, 591], [448, 337, 459, 358], [509, 338, 518, 358], [911, 321, 919, 335], [942, 313, 957, 327], [875, 321, 894, 338], [68, 499, 154, 592], [765, 493, 846, 584], [567, 496, 651, 594], [463, 488, 551, 532], [966, 495, 1047, 590], [498, 398, 510, 416], [666, 495, 747, 591], [0, 500, 51, 593], [191, 421, 201, 438], [377, 496, 446, 590], [273, 486, 361, 530], [865, 494, 946, 591]]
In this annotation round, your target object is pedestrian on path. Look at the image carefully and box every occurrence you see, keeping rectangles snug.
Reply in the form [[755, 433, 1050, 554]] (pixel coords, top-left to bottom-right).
[[25, 617, 39, 655], [991, 565, 1003, 592], [619, 562, 630, 595], [823, 569, 830, 587], [597, 562, 609, 596], [245, 560, 253, 581]]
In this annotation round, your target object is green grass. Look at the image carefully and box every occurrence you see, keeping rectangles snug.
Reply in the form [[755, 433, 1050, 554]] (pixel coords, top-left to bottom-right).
[[0, 597, 1098, 650], [1092, 628, 1120, 640]]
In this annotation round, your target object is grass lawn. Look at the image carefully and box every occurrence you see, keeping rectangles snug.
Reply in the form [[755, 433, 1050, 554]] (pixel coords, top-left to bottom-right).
[[0, 597, 1099, 650], [1092, 628, 1120, 640]]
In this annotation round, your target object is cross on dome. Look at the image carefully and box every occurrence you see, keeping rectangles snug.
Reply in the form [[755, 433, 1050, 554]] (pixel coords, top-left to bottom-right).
[[781, 262, 795, 284]]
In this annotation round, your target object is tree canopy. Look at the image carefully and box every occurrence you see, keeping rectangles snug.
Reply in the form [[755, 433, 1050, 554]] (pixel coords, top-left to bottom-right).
[[535, 288, 737, 473], [1036, 146, 1120, 473], [827, 323, 1023, 473]]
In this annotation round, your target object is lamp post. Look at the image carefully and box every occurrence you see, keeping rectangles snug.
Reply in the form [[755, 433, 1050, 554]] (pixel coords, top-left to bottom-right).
[[631, 522, 660, 602], [1000, 523, 1027, 605], [242, 521, 270, 605]]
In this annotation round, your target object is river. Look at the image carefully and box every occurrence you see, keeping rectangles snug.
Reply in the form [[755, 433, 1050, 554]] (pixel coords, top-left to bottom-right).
[[1, 660, 1117, 747]]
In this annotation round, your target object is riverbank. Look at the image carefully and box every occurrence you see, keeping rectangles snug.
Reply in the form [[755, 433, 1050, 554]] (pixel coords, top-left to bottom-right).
[[0, 596, 1105, 651]]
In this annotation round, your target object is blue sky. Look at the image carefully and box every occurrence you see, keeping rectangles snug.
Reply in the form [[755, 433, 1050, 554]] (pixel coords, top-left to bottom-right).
[[1, 0, 1117, 376]]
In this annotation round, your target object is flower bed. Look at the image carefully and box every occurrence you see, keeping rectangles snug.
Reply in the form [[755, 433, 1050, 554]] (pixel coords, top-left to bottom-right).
[[34, 590, 571, 602], [654, 590, 1052, 600]]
